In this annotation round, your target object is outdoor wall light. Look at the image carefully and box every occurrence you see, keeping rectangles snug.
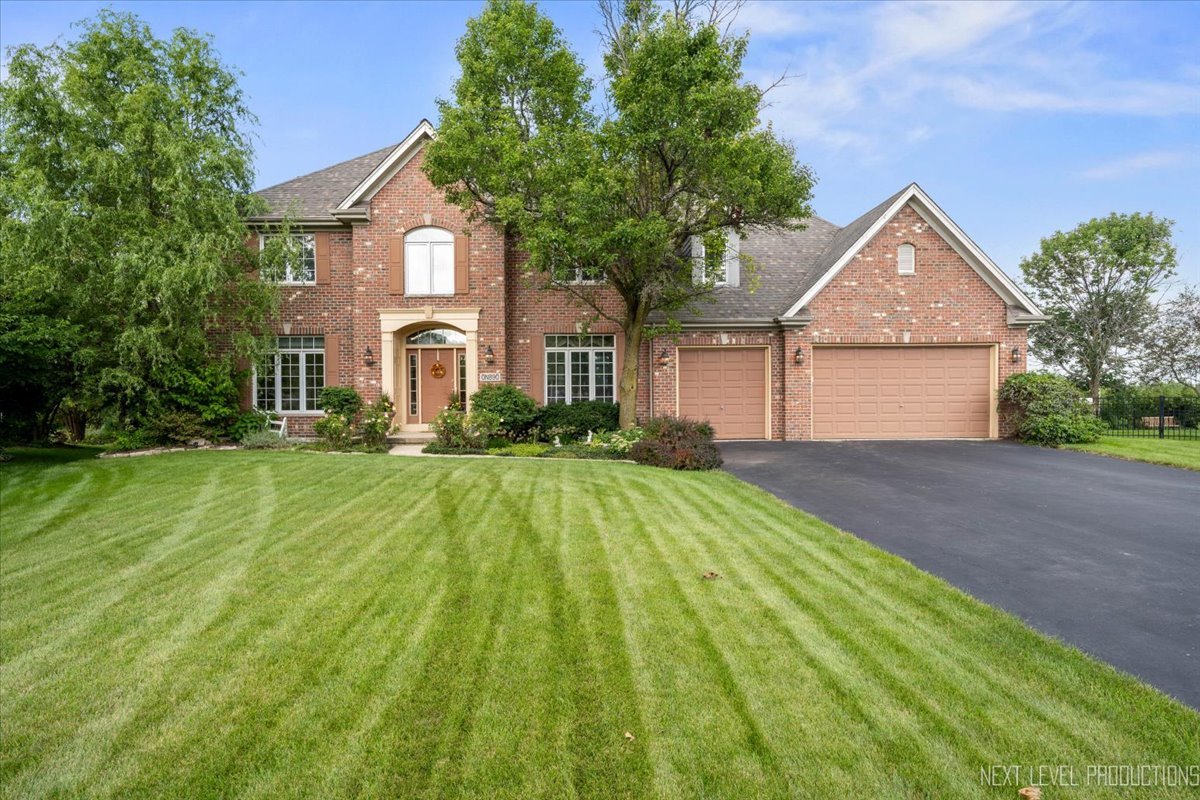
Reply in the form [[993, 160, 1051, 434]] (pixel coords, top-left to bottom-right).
[[364, 346, 376, 367], [794, 347, 805, 366], [484, 345, 495, 364], [1011, 346, 1021, 364], [658, 349, 671, 366]]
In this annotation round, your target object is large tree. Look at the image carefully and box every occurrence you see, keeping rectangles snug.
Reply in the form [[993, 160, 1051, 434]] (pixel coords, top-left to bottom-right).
[[424, 0, 814, 427], [1140, 285, 1200, 395], [0, 10, 277, 436], [1020, 213, 1176, 408]]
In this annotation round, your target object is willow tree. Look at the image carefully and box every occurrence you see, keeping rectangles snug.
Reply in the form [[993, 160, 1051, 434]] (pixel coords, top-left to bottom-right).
[[424, 0, 814, 427]]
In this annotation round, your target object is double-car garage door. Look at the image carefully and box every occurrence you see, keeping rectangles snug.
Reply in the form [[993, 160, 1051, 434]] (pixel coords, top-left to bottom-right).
[[812, 346, 993, 439], [676, 344, 994, 440]]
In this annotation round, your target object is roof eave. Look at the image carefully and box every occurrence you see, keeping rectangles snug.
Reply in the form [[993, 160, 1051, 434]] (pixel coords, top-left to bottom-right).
[[336, 119, 436, 210]]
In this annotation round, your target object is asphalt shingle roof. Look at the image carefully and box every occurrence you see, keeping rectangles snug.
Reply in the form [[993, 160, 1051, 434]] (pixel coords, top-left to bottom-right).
[[252, 143, 398, 220]]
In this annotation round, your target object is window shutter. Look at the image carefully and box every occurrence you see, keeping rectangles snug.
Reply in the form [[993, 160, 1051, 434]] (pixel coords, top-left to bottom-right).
[[236, 356, 254, 410], [388, 236, 404, 294], [454, 235, 469, 294], [725, 231, 741, 287], [324, 334, 341, 388], [690, 236, 705, 285], [530, 334, 545, 404], [315, 233, 331, 284]]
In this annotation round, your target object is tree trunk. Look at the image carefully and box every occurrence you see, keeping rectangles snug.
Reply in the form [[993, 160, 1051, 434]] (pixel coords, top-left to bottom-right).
[[618, 308, 647, 429], [1089, 373, 1102, 415]]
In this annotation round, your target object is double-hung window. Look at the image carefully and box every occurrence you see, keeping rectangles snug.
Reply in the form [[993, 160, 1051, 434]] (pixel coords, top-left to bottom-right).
[[261, 233, 316, 284], [545, 334, 615, 404], [405, 227, 455, 296], [256, 336, 325, 413]]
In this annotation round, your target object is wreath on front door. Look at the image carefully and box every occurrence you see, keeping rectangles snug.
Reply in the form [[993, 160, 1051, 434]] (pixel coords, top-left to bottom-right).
[[429, 361, 446, 379]]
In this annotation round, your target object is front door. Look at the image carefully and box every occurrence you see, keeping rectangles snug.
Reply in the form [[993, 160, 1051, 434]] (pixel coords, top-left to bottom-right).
[[407, 348, 465, 424]]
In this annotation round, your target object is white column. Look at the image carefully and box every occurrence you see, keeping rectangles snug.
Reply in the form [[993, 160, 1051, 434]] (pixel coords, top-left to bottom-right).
[[464, 330, 479, 410], [381, 331, 395, 422]]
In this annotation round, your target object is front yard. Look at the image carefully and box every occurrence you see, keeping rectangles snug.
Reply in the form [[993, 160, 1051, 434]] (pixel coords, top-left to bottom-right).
[[1, 449, 1196, 798], [1062, 435, 1200, 471]]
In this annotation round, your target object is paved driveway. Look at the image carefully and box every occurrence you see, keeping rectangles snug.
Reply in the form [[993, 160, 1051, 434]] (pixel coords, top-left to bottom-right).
[[720, 440, 1200, 708]]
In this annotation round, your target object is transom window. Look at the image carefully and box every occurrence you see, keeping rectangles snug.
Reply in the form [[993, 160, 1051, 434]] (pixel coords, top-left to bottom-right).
[[261, 233, 316, 284], [256, 335, 325, 413], [897, 243, 915, 275], [545, 334, 615, 405], [406, 328, 466, 345], [405, 227, 454, 296]]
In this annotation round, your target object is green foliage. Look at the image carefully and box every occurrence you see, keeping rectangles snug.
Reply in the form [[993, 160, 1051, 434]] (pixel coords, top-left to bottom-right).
[[587, 426, 644, 454], [469, 384, 538, 439], [312, 414, 353, 450], [422, 442, 487, 456], [0, 10, 277, 437], [240, 429, 287, 450], [141, 409, 207, 446], [1021, 213, 1177, 405], [360, 395, 396, 450], [319, 387, 364, 422], [107, 429, 156, 453], [464, 409, 504, 447], [152, 362, 242, 434], [1139, 285, 1200, 395], [630, 416, 722, 470], [430, 407, 467, 448], [425, 0, 814, 427], [540, 442, 625, 460], [999, 373, 1105, 446], [536, 401, 620, 441], [487, 442, 551, 457], [229, 410, 271, 442]]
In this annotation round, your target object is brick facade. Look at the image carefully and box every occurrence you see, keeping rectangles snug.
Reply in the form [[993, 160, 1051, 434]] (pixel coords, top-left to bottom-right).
[[258, 146, 1029, 440]]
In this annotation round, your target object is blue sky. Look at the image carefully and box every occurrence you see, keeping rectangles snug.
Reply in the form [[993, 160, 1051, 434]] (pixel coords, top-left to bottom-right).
[[3, 0, 1198, 284]]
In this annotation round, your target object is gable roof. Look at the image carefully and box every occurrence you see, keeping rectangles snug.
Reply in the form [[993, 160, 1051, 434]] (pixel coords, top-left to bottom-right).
[[252, 143, 398, 222], [780, 182, 1042, 319]]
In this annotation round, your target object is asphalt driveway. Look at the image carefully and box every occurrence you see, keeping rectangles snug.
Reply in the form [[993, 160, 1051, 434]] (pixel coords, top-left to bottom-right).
[[720, 440, 1200, 708]]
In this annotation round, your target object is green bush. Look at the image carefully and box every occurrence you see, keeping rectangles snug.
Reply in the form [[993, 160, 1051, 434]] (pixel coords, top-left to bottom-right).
[[108, 429, 156, 452], [241, 429, 288, 450], [422, 443, 486, 456], [470, 384, 537, 439], [157, 361, 242, 435], [535, 401, 620, 442], [487, 442, 551, 457], [319, 386, 364, 422], [141, 409, 207, 445], [998, 373, 1105, 445], [587, 427, 644, 454], [360, 394, 396, 450], [312, 413, 353, 450], [430, 406, 467, 447], [229, 410, 271, 442], [630, 416, 722, 470], [540, 442, 625, 460]]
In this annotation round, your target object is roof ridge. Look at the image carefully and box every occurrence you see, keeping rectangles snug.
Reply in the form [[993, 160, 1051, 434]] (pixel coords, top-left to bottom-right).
[[254, 142, 400, 194]]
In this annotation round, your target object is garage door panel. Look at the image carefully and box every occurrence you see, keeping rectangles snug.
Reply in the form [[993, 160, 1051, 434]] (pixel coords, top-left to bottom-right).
[[678, 348, 767, 440], [813, 346, 992, 439]]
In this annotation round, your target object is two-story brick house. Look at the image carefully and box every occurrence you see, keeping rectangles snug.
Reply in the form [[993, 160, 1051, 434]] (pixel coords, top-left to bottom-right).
[[247, 120, 1043, 440]]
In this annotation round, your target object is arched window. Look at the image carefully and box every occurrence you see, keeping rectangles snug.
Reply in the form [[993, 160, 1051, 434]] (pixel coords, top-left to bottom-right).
[[405, 328, 466, 346], [405, 227, 454, 295], [897, 243, 915, 275]]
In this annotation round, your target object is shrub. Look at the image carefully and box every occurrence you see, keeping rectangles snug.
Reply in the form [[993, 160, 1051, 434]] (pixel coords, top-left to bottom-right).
[[158, 361, 242, 435], [630, 416, 723, 470], [535, 401, 620, 441], [487, 442, 551, 457], [430, 406, 467, 447], [360, 394, 396, 450], [312, 413, 353, 450], [141, 409, 207, 445], [999, 373, 1105, 445], [464, 409, 503, 448], [541, 442, 625, 460], [319, 386, 364, 422], [241, 429, 288, 450], [108, 429, 156, 452], [229, 409, 271, 442], [588, 427, 644, 454], [470, 384, 537, 439], [422, 442, 486, 455]]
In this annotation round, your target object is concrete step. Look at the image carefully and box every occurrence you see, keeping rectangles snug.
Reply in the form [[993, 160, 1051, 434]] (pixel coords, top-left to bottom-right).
[[387, 431, 436, 445]]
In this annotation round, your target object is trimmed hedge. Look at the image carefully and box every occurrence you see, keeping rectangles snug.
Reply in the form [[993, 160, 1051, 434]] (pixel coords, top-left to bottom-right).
[[536, 401, 620, 441], [470, 384, 538, 439]]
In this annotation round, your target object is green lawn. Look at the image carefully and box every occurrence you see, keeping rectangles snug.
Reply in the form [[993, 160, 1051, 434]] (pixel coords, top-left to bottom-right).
[[1, 449, 1196, 799], [1062, 435, 1200, 471]]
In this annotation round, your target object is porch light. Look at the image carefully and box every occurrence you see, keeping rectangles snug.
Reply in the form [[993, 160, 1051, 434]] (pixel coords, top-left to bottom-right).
[[794, 347, 805, 365], [1011, 346, 1020, 364], [658, 349, 670, 366], [484, 345, 495, 364], [364, 346, 376, 367]]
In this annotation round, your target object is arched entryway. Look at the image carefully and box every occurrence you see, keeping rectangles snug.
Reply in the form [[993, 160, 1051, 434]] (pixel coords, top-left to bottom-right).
[[401, 327, 466, 425], [379, 307, 482, 433]]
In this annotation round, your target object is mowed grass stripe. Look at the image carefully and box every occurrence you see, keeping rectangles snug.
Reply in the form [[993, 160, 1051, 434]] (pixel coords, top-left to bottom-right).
[[1, 450, 1196, 800]]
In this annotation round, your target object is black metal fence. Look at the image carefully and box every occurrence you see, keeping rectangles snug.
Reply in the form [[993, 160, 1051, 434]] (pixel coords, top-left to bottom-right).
[[1097, 394, 1200, 439]]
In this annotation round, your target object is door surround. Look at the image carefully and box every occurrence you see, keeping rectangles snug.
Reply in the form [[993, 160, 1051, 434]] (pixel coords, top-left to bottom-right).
[[380, 307, 481, 432]]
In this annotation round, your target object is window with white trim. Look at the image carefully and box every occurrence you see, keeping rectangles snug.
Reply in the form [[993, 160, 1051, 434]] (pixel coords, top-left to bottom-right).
[[405, 227, 454, 296], [691, 230, 739, 286], [261, 233, 316, 284], [256, 336, 325, 413], [545, 334, 615, 404], [897, 243, 915, 275]]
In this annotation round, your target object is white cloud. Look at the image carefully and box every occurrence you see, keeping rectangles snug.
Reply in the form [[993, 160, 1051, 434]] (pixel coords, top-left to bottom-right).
[[1080, 150, 1192, 180]]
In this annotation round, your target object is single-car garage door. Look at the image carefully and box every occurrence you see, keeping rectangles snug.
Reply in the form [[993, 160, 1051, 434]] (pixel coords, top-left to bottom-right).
[[812, 346, 992, 439], [678, 347, 767, 439]]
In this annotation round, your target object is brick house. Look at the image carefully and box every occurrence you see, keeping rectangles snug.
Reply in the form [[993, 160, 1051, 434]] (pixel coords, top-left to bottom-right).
[[247, 120, 1043, 440]]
